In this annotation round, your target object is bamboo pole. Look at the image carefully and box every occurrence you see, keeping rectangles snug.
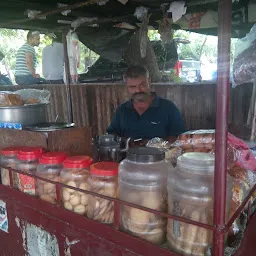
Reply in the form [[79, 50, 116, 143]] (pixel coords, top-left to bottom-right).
[[63, 32, 73, 123], [247, 81, 256, 126], [250, 83, 256, 141]]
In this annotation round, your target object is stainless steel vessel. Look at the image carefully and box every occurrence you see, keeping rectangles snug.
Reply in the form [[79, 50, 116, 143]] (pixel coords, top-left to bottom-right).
[[92, 134, 130, 162], [0, 103, 47, 127]]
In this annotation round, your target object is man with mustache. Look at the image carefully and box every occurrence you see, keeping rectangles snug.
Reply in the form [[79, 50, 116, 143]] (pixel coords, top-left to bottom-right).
[[107, 65, 185, 143]]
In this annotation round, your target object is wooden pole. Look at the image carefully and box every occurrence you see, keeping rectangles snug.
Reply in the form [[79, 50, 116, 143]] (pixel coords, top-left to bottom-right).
[[247, 81, 256, 126], [63, 32, 73, 123], [250, 83, 256, 141]]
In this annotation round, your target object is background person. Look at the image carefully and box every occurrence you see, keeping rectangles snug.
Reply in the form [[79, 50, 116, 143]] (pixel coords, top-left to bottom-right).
[[15, 30, 45, 85], [42, 33, 64, 84]]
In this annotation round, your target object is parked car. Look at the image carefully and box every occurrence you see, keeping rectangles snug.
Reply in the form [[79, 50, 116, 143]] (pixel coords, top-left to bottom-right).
[[175, 59, 202, 83]]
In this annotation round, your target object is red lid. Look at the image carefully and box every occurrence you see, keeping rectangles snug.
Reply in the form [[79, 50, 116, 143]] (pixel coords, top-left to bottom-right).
[[63, 156, 93, 169], [90, 162, 119, 176], [39, 152, 67, 165], [1, 146, 25, 156], [33, 147, 45, 154], [17, 152, 41, 161], [17, 147, 43, 161]]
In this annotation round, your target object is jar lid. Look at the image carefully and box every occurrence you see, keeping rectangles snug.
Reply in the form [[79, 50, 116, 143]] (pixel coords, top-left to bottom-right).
[[90, 162, 119, 176], [39, 152, 67, 165], [127, 147, 165, 163], [63, 156, 93, 169], [177, 152, 215, 174], [17, 152, 41, 161], [1, 146, 24, 156], [17, 147, 43, 161], [19, 147, 43, 155]]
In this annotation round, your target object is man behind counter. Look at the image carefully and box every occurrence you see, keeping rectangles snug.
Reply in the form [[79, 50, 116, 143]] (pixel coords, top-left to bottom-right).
[[107, 65, 185, 143]]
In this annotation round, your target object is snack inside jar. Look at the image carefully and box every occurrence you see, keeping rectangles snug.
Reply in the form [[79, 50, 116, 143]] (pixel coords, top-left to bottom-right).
[[15, 147, 43, 195], [36, 152, 67, 204], [60, 156, 92, 216], [87, 162, 119, 224], [118, 147, 169, 245]]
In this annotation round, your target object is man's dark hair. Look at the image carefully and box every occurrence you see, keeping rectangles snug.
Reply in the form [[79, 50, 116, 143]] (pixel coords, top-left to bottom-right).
[[123, 65, 149, 81], [27, 30, 40, 40]]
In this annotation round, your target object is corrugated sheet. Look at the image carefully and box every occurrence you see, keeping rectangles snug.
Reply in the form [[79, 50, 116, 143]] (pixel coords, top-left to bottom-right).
[[0, 83, 252, 137]]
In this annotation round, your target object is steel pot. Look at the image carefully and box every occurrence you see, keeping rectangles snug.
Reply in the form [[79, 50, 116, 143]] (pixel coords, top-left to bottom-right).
[[92, 134, 130, 163], [0, 103, 47, 127]]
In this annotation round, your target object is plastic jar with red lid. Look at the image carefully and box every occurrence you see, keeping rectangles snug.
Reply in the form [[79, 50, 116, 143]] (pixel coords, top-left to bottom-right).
[[15, 147, 43, 195], [36, 152, 67, 204], [87, 162, 119, 224], [0, 146, 24, 186], [60, 156, 93, 215]]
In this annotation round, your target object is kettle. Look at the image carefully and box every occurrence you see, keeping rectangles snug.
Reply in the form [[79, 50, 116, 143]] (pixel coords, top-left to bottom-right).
[[92, 134, 130, 162]]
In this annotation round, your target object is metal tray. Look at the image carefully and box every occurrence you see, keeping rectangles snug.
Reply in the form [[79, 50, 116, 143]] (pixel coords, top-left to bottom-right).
[[24, 122, 75, 132]]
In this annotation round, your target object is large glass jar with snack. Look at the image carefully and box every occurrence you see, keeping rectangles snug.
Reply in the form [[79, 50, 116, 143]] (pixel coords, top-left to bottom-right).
[[15, 147, 43, 195], [87, 162, 119, 224], [118, 147, 169, 245], [0, 147, 23, 186], [60, 156, 93, 216], [167, 152, 232, 256], [36, 152, 67, 204]]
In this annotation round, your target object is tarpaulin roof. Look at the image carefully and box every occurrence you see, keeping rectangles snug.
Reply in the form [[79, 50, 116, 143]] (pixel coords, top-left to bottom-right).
[[0, 0, 255, 63], [0, 0, 254, 37]]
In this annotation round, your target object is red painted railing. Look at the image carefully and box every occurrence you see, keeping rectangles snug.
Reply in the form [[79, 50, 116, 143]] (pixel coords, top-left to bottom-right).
[[2, 166, 256, 256]]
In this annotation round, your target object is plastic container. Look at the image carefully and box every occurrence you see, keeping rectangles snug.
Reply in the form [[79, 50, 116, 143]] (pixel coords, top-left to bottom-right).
[[118, 147, 169, 245], [0, 147, 22, 186], [60, 156, 93, 215], [15, 147, 43, 195], [87, 162, 119, 224], [36, 152, 67, 204], [167, 152, 232, 256]]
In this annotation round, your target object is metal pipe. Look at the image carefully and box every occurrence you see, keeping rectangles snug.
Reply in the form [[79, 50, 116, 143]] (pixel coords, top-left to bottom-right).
[[63, 32, 73, 123], [213, 0, 232, 254]]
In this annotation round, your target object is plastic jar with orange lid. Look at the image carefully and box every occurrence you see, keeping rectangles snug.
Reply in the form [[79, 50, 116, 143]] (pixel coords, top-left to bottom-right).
[[87, 162, 119, 224], [15, 147, 43, 195], [0, 147, 24, 186], [36, 152, 67, 204], [60, 156, 93, 215]]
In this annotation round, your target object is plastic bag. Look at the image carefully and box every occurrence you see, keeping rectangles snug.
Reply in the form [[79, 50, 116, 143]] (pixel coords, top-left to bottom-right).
[[65, 30, 80, 84], [146, 137, 181, 163], [171, 129, 256, 171], [134, 6, 149, 21], [15, 89, 51, 104], [233, 23, 256, 86], [170, 129, 256, 208], [0, 91, 24, 106]]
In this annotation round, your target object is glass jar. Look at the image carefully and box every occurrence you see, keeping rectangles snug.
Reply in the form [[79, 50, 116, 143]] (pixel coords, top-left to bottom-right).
[[118, 147, 169, 245], [36, 152, 67, 204], [15, 147, 43, 195], [167, 152, 232, 256], [0, 147, 22, 186], [87, 162, 119, 224], [60, 156, 92, 216]]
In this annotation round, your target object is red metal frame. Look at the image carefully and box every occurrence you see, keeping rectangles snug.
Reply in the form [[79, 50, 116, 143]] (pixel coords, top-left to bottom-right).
[[0, 0, 255, 254], [213, 0, 233, 254], [1, 163, 255, 255]]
